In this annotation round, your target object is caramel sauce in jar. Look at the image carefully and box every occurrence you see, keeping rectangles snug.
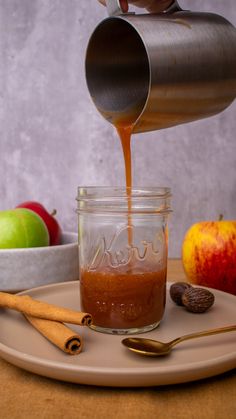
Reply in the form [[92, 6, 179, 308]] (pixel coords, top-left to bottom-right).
[[80, 262, 166, 332]]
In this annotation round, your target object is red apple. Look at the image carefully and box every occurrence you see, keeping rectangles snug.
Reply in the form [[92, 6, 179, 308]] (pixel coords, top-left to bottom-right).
[[16, 201, 62, 246], [182, 218, 236, 295]]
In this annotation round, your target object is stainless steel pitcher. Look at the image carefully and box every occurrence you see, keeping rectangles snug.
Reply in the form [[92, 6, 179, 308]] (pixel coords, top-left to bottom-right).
[[85, 0, 236, 132]]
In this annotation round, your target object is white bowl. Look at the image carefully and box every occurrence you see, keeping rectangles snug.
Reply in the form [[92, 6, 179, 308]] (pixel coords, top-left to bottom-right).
[[0, 232, 79, 293]]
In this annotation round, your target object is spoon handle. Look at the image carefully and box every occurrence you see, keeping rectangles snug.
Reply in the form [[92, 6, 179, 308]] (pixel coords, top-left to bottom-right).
[[170, 325, 236, 348]]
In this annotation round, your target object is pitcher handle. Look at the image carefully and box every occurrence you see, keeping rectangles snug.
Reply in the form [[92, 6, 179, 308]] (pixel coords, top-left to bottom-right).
[[106, 0, 182, 16]]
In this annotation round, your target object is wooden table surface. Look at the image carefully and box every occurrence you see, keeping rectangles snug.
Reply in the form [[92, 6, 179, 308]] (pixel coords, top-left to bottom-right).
[[0, 260, 235, 419]]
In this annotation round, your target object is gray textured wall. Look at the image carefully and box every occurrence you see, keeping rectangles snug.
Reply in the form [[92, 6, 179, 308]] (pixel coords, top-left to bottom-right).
[[0, 0, 235, 257]]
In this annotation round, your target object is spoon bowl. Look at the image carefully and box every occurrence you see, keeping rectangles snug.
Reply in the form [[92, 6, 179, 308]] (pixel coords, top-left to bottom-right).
[[122, 337, 172, 357], [122, 325, 236, 357]]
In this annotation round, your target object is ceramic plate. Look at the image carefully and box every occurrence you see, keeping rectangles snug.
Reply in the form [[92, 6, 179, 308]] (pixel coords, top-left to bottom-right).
[[0, 281, 235, 387]]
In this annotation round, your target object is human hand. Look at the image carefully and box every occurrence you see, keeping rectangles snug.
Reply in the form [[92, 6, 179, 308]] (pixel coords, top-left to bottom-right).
[[98, 0, 174, 14]]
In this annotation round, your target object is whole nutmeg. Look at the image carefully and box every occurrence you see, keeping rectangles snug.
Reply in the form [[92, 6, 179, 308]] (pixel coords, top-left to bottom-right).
[[182, 287, 215, 313], [170, 282, 192, 306]]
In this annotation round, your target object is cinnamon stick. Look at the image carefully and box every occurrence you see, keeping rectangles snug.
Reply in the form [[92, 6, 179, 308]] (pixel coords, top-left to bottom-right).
[[0, 292, 92, 326], [24, 314, 83, 355]]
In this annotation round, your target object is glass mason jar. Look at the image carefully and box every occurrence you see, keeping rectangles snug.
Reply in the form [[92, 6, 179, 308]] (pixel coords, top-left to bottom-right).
[[77, 187, 172, 335]]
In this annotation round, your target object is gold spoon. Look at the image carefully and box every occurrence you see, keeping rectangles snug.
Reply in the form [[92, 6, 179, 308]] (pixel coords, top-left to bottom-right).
[[122, 325, 236, 357]]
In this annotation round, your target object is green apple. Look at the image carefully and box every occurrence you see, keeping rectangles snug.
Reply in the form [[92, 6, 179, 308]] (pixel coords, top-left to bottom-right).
[[0, 208, 49, 249]]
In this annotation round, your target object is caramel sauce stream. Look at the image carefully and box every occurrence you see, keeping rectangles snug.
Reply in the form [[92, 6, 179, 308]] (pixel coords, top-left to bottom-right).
[[116, 124, 133, 245]]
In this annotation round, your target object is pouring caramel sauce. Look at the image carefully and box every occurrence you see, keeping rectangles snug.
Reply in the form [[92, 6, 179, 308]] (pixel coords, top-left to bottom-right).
[[80, 122, 166, 331]]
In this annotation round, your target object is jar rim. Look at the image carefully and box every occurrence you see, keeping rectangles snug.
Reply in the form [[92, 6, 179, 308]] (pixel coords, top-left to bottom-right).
[[77, 186, 172, 215], [77, 186, 171, 199]]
